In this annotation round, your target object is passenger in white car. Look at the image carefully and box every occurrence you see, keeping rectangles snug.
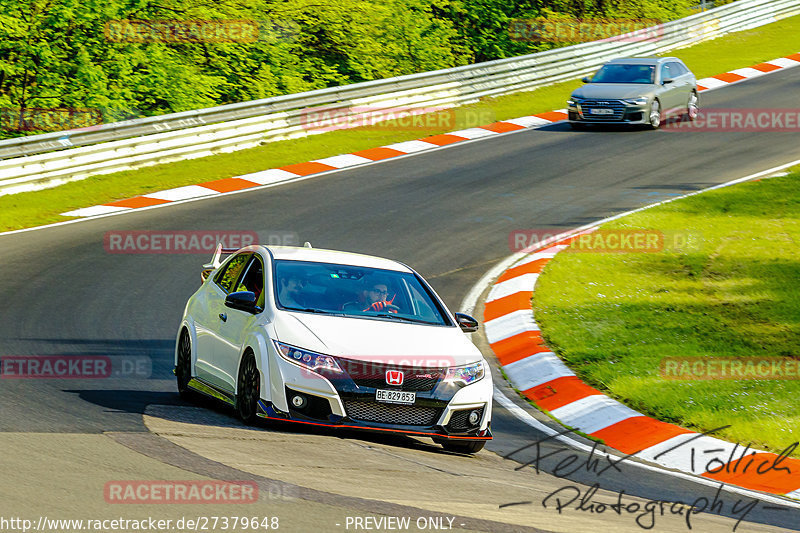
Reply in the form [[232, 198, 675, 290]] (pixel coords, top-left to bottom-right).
[[278, 275, 307, 309]]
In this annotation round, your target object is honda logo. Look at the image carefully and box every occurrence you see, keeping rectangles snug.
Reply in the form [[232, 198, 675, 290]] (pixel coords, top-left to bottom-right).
[[386, 370, 404, 386]]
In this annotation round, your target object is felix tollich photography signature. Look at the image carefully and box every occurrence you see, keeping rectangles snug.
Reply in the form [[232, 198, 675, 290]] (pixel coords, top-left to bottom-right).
[[499, 426, 795, 531]]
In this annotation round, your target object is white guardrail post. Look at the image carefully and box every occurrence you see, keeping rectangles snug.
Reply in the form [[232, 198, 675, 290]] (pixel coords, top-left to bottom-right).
[[1, 0, 798, 195]]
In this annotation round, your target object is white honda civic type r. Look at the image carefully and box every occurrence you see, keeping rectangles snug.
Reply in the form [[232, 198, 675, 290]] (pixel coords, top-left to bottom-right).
[[175, 244, 492, 453]]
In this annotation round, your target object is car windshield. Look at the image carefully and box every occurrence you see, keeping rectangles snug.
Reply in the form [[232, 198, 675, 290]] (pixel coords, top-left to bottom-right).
[[273, 259, 452, 326], [591, 64, 655, 84]]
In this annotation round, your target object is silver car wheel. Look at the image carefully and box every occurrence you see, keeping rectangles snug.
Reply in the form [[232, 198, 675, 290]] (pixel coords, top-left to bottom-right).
[[687, 92, 699, 121], [649, 100, 661, 129]]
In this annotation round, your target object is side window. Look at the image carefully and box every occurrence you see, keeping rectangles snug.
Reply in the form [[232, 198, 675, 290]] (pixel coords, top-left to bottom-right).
[[214, 253, 251, 294], [660, 63, 671, 82], [670, 62, 686, 76], [236, 256, 265, 305]]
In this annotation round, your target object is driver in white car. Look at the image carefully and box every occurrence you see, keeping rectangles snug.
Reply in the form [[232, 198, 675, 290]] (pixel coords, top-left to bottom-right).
[[343, 277, 400, 313], [363, 281, 399, 313]]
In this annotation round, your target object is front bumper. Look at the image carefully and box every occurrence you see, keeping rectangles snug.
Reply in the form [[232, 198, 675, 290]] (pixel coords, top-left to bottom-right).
[[265, 355, 493, 442], [257, 400, 492, 441], [568, 100, 649, 125]]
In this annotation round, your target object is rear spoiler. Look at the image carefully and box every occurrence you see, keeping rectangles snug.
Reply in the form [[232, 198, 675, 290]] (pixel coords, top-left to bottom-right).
[[201, 243, 240, 282]]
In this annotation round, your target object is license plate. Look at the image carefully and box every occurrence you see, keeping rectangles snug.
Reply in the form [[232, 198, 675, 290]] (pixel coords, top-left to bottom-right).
[[376, 389, 415, 405], [590, 108, 614, 115]]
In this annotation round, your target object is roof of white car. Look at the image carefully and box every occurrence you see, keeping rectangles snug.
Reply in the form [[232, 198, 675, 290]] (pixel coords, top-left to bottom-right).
[[264, 245, 413, 272]]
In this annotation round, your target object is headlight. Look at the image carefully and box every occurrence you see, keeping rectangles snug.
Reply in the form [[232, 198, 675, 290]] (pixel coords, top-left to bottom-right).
[[444, 361, 485, 385], [274, 341, 342, 373], [623, 97, 648, 105]]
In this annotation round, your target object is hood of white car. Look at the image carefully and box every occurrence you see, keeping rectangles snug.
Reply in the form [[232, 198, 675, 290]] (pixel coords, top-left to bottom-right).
[[272, 311, 482, 366]]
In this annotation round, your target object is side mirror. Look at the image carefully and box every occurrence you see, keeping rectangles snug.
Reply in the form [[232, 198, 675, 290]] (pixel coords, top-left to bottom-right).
[[662, 77, 674, 85], [225, 291, 260, 314], [454, 312, 479, 333], [581, 76, 591, 83]]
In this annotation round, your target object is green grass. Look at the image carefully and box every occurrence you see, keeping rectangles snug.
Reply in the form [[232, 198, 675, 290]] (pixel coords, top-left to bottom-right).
[[2, 14, 800, 232], [533, 168, 800, 458], [665, 13, 800, 78]]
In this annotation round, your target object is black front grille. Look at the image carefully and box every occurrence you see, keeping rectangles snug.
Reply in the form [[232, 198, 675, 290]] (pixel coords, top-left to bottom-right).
[[581, 99, 625, 121], [446, 407, 484, 431], [337, 358, 443, 392], [344, 400, 442, 426]]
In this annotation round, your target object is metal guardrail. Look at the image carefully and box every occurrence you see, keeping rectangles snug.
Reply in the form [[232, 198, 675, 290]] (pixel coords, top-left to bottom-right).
[[1, 0, 798, 195]]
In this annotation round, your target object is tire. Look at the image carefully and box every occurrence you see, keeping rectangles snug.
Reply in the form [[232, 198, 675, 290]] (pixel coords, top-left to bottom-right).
[[686, 91, 699, 121], [440, 439, 486, 454], [648, 99, 662, 130], [236, 351, 260, 425], [176, 329, 193, 399]]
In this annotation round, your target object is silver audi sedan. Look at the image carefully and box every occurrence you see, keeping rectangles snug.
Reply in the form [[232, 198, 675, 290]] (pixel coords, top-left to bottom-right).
[[567, 57, 699, 130]]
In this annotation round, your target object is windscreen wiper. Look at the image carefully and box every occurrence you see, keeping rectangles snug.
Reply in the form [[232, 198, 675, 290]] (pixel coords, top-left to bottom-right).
[[285, 307, 343, 315], [373, 313, 431, 324]]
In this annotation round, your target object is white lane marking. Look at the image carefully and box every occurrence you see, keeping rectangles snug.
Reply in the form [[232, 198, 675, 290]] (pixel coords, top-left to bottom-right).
[[448, 128, 498, 139], [539, 244, 572, 254], [144, 185, 216, 201], [514, 250, 560, 265], [505, 116, 552, 127], [61, 205, 131, 217], [766, 57, 800, 68], [239, 168, 300, 185], [728, 67, 766, 78], [484, 309, 539, 344], [313, 154, 373, 168], [382, 140, 438, 153], [486, 274, 538, 302], [697, 77, 729, 89], [549, 394, 641, 435], [503, 352, 575, 391]]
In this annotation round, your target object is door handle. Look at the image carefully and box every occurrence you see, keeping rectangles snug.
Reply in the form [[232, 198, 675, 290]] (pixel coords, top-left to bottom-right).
[[219, 313, 227, 322]]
